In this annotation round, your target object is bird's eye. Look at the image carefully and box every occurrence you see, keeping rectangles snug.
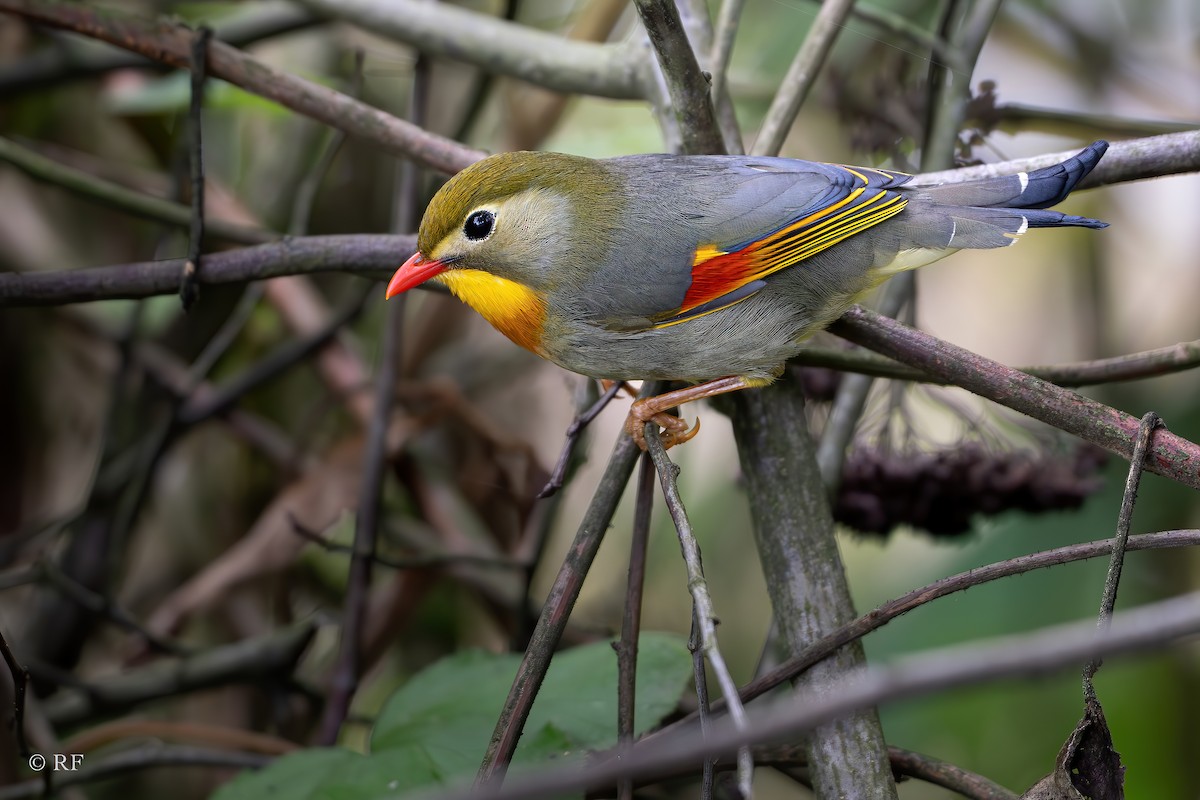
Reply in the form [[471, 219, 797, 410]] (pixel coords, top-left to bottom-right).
[[463, 210, 496, 241]]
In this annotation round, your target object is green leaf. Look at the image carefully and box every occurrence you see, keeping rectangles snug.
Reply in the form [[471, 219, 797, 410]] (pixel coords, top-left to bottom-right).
[[211, 749, 359, 800], [215, 635, 690, 799], [212, 748, 447, 800], [311, 748, 446, 799], [369, 633, 691, 786]]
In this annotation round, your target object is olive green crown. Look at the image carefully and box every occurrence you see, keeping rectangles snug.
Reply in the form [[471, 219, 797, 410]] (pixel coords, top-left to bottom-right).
[[417, 151, 607, 254]]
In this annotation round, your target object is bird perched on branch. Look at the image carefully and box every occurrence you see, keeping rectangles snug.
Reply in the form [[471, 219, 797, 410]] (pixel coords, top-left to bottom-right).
[[386, 141, 1109, 448]]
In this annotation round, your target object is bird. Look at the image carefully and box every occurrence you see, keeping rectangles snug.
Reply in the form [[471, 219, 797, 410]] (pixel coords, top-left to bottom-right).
[[385, 142, 1109, 448]]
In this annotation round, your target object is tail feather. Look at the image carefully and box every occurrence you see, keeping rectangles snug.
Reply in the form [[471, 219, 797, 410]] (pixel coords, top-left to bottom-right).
[[919, 140, 1109, 210], [1021, 208, 1109, 229]]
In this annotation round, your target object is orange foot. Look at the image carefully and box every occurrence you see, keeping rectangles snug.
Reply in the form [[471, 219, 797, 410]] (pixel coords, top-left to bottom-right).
[[621, 376, 757, 451], [625, 402, 701, 451]]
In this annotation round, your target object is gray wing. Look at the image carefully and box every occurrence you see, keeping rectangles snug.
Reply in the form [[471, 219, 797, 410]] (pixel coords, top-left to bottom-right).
[[567, 154, 910, 329]]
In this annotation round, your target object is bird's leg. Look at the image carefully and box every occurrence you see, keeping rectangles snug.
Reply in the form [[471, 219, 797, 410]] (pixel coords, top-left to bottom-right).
[[625, 376, 757, 450]]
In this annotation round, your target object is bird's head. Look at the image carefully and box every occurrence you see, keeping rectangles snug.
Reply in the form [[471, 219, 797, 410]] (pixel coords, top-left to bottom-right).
[[385, 151, 619, 353]]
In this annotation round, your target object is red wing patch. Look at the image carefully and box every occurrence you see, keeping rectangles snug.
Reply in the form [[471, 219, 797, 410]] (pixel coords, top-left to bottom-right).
[[660, 183, 908, 327]]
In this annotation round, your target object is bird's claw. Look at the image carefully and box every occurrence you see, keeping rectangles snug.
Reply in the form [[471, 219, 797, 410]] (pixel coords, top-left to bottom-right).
[[626, 400, 701, 451]]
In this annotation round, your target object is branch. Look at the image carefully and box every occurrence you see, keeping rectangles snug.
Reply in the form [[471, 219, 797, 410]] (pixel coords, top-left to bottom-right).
[[316, 284, 403, 744], [0, 234, 411, 306], [729, 377, 897, 798], [1084, 412, 1160, 689], [0, 0, 482, 174], [633, 0, 726, 155], [294, 0, 642, 100], [831, 307, 1200, 490], [40, 623, 315, 726], [751, 0, 857, 157], [916, 129, 1200, 188], [794, 338, 1200, 387], [0, 135, 272, 244], [616, 455, 654, 800], [645, 427, 752, 796], [0, 0, 321, 96]]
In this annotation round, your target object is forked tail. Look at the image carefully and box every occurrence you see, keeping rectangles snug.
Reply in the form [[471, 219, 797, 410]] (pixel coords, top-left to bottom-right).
[[901, 141, 1109, 252]]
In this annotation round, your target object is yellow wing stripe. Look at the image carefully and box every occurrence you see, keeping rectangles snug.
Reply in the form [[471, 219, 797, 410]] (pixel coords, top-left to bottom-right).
[[737, 191, 908, 282]]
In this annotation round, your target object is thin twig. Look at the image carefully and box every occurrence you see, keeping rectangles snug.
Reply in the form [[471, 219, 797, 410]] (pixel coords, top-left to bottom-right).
[[41, 623, 316, 726], [289, 50, 365, 237], [0, 628, 30, 760], [751, 0, 857, 156], [539, 380, 623, 499], [644, 426, 753, 798], [616, 454, 655, 800], [923, 0, 1003, 166], [831, 307, 1200, 489], [179, 26, 211, 310], [38, 559, 187, 657], [1083, 411, 1161, 690], [0, 136, 272, 244], [674, 0, 742, 154], [848, 3, 967, 75], [707, 0, 744, 102], [63, 717, 299, 756], [295, 0, 641, 99], [189, 286, 266, 383], [977, 102, 1200, 140], [315, 42, 424, 742], [0, 0, 483, 174], [289, 515, 525, 572], [688, 615, 716, 799], [816, 281, 909, 492], [0, 1, 320, 96], [315, 297, 403, 745], [884, 747, 1016, 800], [591, 740, 1017, 799]]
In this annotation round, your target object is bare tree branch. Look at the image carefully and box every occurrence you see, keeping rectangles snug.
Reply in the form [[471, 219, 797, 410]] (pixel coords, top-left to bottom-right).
[[0, 234, 411, 306], [0, 136, 272, 244], [795, 338, 1200, 387], [0, 0, 483, 174], [0, 1, 321, 96], [295, 0, 642, 99], [918, 129, 1200, 188], [40, 623, 315, 726], [751, 0, 857, 157], [633, 0, 726, 155]]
